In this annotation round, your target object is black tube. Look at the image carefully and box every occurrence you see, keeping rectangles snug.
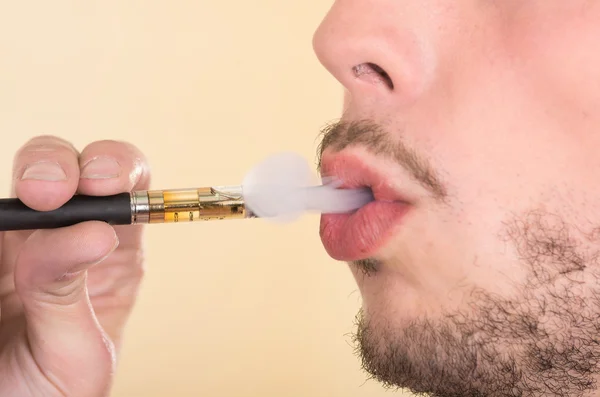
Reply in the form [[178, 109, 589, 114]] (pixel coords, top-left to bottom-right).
[[0, 193, 132, 231]]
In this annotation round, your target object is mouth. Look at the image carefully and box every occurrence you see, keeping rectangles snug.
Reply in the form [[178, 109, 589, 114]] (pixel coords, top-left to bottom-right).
[[319, 153, 412, 262]]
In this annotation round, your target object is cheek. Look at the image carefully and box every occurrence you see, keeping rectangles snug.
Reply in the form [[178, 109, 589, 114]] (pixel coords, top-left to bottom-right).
[[381, 86, 554, 304], [409, 38, 584, 213], [377, 201, 528, 311], [506, 4, 600, 110]]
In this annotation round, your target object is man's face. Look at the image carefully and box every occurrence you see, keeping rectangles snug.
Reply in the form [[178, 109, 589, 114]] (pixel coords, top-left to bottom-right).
[[313, 1, 600, 396]]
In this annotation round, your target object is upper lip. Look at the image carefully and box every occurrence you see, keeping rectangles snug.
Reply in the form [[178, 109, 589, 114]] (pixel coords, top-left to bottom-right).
[[319, 152, 412, 204]]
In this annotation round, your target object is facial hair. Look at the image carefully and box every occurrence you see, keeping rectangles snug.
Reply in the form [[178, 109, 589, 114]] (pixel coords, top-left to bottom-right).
[[352, 209, 600, 397], [316, 120, 600, 396]]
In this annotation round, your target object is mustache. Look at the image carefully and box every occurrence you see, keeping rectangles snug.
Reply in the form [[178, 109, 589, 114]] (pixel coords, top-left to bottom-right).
[[316, 120, 447, 200]]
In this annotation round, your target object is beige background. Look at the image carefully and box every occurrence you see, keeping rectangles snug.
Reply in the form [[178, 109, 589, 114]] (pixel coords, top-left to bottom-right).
[[0, 1, 410, 396]]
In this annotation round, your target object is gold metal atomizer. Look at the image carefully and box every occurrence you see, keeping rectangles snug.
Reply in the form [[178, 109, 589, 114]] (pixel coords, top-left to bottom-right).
[[130, 186, 256, 224]]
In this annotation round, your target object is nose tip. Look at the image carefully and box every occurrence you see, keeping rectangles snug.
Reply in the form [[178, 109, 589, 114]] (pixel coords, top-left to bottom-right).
[[312, 4, 433, 103], [312, 19, 385, 93]]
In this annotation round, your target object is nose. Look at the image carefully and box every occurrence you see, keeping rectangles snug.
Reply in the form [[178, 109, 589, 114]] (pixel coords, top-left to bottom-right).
[[313, 1, 434, 104]]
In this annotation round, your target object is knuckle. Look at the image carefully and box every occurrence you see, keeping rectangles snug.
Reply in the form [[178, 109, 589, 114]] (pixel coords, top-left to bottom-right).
[[82, 140, 146, 163], [21, 135, 77, 153], [20, 143, 74, 159], [29, 272, 87, 304], [85, 139, 132, 151], [115, 140, 145, 160], [15, 136, 78, 165], [84, 139, 121, 151], [121, 140, 143, 154], [79, 140, 150, 188]]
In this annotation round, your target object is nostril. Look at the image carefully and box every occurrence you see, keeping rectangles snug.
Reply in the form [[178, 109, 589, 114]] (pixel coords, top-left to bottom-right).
[[368, 63, 394, 89], [352, 62, 394, 90]]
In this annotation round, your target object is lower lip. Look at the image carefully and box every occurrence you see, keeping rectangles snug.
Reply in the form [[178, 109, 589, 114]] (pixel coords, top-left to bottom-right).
[[319, 200, 410, 261]]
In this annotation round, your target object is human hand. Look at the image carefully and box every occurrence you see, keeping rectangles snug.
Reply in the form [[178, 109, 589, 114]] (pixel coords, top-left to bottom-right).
[[0, 136, 150, 396]]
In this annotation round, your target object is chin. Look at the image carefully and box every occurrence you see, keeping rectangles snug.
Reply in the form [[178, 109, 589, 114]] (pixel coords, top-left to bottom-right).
[[354, 277, 438, 336]]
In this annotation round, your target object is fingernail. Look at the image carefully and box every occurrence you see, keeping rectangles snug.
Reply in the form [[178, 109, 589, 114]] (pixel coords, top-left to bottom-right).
[[81, 156, 121, 179], [21, 161, 67, 181]]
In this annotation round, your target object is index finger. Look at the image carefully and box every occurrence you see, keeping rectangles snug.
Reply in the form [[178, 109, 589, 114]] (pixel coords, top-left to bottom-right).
[[77, 140, 150, 196], [77, 140, 151, 249]]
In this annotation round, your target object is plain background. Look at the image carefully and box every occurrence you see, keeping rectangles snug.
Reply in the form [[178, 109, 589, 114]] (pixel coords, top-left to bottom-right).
[[0, 1, 412, 396]]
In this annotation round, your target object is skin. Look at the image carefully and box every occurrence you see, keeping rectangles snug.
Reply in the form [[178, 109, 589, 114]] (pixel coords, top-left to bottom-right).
[[313, 1, 600, 396], [2, 2, 600, 396], [0, 137, 149, 396]]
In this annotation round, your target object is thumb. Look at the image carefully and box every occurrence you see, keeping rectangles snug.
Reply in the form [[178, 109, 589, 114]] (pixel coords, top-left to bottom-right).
[[14, 221, 119, 397]]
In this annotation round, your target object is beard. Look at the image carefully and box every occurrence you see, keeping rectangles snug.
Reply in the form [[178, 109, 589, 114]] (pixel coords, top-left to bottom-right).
[[315, 119, 600, 396], [351, 209, 600, 397]]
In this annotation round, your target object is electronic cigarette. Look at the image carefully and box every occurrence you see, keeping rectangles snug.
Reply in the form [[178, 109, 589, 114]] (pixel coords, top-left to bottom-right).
[[0, 152, 375, 231], [0, 186, 253, 231]]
